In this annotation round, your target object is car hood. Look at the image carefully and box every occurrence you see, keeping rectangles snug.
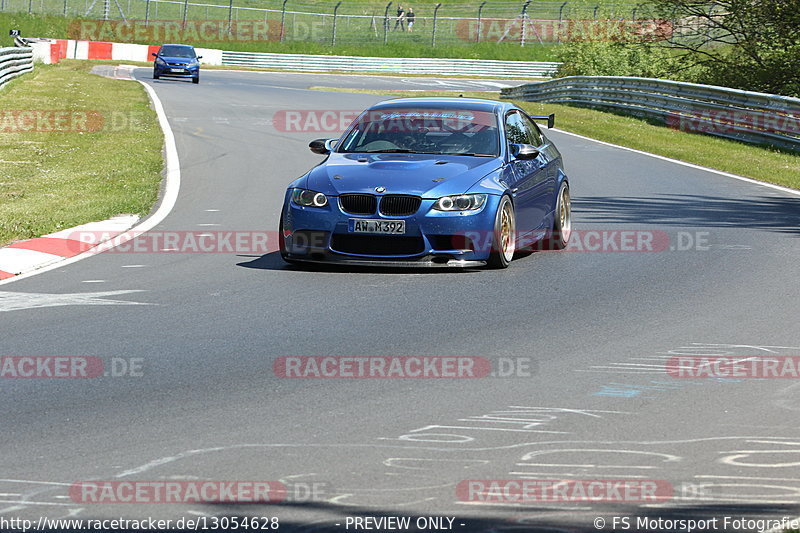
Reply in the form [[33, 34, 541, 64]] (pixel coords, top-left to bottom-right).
[[158, 56, 196, 63], [305, 152, 502, 197]]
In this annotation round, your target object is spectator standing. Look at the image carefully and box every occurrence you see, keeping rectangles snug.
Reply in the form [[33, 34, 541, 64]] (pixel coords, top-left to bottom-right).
[[394, 5, 406, 31], [407, 8, 415, 32]]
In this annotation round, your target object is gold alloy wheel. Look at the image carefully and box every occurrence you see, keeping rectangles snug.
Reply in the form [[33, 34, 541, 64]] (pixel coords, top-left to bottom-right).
[[500, 200, 516, 262], [559, 185, 572, 243]]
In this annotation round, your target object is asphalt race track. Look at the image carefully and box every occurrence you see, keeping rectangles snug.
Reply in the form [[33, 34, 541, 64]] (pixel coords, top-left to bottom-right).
[[2, 69, 800, 532]]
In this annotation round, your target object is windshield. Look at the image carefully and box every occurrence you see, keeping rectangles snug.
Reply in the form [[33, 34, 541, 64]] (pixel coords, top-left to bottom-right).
[[338, 108, 500, 156], [159, 46, 196, 58]]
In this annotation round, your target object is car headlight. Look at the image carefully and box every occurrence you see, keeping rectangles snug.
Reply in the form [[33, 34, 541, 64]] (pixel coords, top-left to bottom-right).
[[188, 60, 199, 66], [433, 194, 487, 211], [292, 189, 328, 207], [156, 58, 166, 65]]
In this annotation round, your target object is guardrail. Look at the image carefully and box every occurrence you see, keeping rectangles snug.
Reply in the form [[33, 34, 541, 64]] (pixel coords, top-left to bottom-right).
[[0, 47, 34, 89], [501, 76, 800, 151], [221, 51, 561, 78]]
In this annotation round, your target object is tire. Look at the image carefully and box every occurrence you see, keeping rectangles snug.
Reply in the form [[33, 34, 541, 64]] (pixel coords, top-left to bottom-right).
[[545, 181, 572, 250], [487, 195, 516, 269], [192, 74, 199, 84], [153, 69, 159, 80]]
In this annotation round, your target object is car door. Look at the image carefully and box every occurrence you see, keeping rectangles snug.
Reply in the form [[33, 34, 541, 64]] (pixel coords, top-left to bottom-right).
[[504, 111, 549, 236], [519, 112, 558, 227]]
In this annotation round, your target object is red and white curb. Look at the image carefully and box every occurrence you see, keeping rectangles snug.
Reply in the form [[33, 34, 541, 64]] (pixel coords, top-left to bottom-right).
[[30, 38, 222, 65], [0, 215, 140, 280]]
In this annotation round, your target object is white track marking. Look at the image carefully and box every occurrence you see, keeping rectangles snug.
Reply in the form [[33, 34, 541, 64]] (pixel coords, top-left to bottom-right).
[[0, 290, 151, 312], [0, 480, 72, 486], [0, 499, 74, 507], [553, 128, 800, 197]]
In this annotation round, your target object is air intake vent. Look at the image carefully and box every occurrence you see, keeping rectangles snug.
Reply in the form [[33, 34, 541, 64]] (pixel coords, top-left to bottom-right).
[[339, 194, 377, 215], [379, 195, 421, 216]]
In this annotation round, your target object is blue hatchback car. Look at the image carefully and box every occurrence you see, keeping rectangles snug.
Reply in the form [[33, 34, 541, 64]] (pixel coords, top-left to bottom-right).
[[279, 98, 572, 269], [152, 44, 201, 84]]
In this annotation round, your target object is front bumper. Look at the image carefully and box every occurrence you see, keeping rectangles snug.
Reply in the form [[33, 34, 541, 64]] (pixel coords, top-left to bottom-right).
[[281, 193, 501, 267], [154, 64, 199, 77], [285, 256, 486, 268]]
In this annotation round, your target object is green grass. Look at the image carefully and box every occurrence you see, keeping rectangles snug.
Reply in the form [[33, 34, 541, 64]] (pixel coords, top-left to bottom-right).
[[311, 87, 800, 191], [0, 12, 562, 60], [0, 60, 163, 246]]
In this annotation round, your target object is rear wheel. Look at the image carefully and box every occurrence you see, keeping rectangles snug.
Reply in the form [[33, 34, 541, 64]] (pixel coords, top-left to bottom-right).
[[487, 195, 516, 269], [545, 181, 572, 250]]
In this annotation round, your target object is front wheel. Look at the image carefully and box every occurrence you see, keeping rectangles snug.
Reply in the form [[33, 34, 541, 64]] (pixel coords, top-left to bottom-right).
[[545, 181, 572, 250], [192, 74, 199, 84], [153, 69, 159, 80], [487, 195, 516, 269]]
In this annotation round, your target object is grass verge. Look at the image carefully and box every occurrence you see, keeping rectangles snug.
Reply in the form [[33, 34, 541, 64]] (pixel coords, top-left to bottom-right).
[[310, 87, 800, 191], [0, 12, 560, 61], [0, 59, 163, 246]]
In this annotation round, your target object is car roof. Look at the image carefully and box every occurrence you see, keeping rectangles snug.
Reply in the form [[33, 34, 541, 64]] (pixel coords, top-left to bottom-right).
[[159, 44, 195, 48], [369, 97, 511, 114]]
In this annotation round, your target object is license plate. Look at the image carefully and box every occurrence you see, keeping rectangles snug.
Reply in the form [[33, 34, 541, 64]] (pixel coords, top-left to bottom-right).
[[349, 219, 406, 234], [170, 68, 185, 73]]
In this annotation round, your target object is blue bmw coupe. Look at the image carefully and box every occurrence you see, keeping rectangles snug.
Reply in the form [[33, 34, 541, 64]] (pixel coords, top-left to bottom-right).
[[279, 97, 572, 268]]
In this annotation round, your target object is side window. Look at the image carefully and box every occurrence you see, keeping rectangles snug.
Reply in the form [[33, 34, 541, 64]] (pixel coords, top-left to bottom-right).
[[520, 114, 544, 146], [504, 112, 529, 145]]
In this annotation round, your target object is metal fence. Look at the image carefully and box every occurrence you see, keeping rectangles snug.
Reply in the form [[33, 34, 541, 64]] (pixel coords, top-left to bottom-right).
[[222, 50, 559, 76], [0, 47, 34, 89], [1, 0, 659, 47], [501, 76, 800, 151]]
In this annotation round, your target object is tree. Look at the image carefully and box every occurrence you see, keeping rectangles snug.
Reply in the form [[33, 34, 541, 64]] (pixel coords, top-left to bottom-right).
[[654, 0, 800, 95]]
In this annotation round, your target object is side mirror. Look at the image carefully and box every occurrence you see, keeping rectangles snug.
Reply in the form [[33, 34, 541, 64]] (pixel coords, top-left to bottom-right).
[[309, 138, 338, 155], [196, 55, 203, 59], [510, 143, 540, 160], [151, 52, 158, 57]]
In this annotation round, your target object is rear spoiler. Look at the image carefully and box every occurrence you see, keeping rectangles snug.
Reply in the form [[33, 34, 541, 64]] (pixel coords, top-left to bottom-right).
[[530, 113, 555, 129]]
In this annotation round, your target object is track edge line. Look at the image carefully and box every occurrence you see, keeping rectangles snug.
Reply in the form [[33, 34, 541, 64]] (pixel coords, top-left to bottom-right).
[[552, 128, 800, 198]]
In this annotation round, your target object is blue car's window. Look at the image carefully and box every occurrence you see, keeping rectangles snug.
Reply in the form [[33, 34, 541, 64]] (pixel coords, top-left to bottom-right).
[[338, 108, 500, 156], [505, 111, 542, 146], [158, 46, 196, 58]]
